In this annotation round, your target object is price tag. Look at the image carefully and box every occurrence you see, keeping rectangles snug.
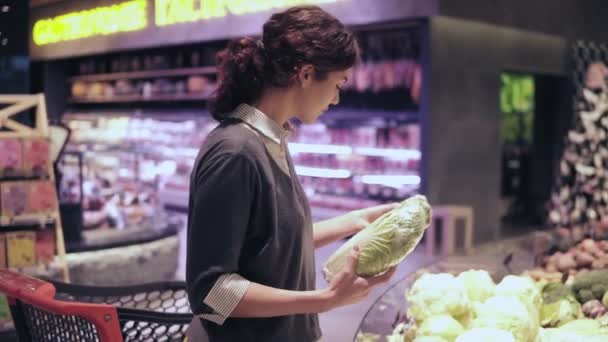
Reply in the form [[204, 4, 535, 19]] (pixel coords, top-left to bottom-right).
[[29, 181, 58, 213], [36, 229, 55, 264], [1, 182, 29, 216], [0, 139, 22, 178], [23, 138, 50, 178], [6, 232, 36, 268]]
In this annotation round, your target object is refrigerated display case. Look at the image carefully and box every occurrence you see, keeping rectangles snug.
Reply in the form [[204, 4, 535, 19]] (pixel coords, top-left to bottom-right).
[[60, 109, 421, 223], [60, 111, 217, 231], [289, 112, 421, 220]]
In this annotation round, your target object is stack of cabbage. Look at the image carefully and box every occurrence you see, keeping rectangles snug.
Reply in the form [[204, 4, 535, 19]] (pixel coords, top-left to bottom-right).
[[390, 270, 608, 342], [323, 195, 432, 282]]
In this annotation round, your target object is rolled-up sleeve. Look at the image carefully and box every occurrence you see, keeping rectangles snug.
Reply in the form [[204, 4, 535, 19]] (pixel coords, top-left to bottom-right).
[[186, 151, 258, 325], [200, 273, 250, 324]]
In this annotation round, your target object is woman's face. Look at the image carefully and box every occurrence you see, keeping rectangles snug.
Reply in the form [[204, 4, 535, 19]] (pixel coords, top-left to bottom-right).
[[294, 66, 352, 124]]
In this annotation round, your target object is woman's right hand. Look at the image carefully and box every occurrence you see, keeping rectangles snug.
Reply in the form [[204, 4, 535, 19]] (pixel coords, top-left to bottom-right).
[[324, 246, 396, 310]]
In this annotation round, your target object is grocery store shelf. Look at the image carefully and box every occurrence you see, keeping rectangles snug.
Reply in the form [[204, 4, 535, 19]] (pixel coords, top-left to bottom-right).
[[319, 109, 420, 125], [1, 213, 56, 229], [289, 143, 352, 155], [294, 166, 351, 178], [0, 174, 52, 182], [288, 143, 420, 159], [361, 174, 421, 187], [68, 93, 212, 104], [354, 147, 420, 159], [68, 66, 217, 83]]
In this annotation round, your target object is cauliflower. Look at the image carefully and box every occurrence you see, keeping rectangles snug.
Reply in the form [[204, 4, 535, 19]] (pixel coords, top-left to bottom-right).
[[495, 275, 542, 339], [454, 311, 475, 329], [416, 314, 464, 342], [558, 318, 603, 334], [538, 315, 608, 341], [385, 334, 405, 342], [537, 328, 582, 342], [471, 296, 538, 342], [457, 269, 495, 303], [414, 337, 449, 342], [406, 273, 471, 322], [455, 328, 515, 342], [495, 275, 542, 308]]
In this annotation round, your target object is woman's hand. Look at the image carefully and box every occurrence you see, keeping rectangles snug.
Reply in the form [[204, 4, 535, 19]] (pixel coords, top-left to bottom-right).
[[324, 246, 396, 310], [348, 203, 399, 234]]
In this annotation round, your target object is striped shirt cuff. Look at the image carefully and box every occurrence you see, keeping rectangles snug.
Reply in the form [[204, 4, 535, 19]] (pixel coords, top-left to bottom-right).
[[199, 273, 250, 325]]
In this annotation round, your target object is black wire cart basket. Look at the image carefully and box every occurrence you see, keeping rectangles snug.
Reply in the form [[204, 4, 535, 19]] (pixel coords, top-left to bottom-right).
[[0, 269, 193, 341]]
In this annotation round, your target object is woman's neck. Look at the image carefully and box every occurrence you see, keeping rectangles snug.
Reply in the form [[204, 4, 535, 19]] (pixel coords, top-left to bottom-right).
[[253, 87, 295, 126]]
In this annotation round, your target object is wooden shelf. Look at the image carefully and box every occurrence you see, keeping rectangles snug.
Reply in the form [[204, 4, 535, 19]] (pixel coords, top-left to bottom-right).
[[1, 213, 57, 228], [68, 93, 212, 104], [68, 66, 217, 82], [0, 220, 55, 233], [0, 174, 52, 182], [0, 93, 69, 281]]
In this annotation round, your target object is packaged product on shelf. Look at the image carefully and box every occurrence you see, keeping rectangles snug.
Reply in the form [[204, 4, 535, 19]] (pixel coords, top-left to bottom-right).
[[0, 234, 6, 268], [0, 139, 23, 178], [22, 138, 50, 178], [87, 82, 105, 99], [29, 181, 58, 214], [35, 229, 56, 264], [187, 75, 210, 93], [71, 82, 87, 98], [1, 182, 29, 217], [6, 232, 36, 268], [353, 126, 377, 147]]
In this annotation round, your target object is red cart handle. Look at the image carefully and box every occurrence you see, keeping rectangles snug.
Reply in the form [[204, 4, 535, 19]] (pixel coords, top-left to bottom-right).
[[0, 269, 123, 342]]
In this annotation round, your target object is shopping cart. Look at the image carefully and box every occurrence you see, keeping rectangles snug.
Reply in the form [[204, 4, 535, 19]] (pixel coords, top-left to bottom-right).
[[0, 269, 193, 341]]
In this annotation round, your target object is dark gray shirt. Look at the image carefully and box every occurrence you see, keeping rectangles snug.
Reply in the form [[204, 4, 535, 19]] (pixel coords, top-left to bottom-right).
[[186, 118, 321, 342]]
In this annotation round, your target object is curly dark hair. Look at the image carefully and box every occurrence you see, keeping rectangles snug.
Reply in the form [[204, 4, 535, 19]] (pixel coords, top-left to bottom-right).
[[209, 6, 360, 119]]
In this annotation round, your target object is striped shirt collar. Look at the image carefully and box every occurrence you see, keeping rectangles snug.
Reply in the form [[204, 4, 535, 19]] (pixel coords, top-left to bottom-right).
[[230, 103, 293, 144]]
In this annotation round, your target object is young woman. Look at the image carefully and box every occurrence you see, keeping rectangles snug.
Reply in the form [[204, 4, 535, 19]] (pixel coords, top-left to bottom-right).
[[186, 6, 397, 341]]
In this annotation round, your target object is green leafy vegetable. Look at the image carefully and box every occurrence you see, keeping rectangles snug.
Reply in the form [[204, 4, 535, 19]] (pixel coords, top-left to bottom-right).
[[323, 195, 431, 281]]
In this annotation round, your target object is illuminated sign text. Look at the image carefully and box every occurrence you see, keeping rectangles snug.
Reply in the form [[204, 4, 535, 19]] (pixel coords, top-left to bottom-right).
[[155, 0, 341, 26], [33, 0, 148, 46], [32, 0, 343, 45]]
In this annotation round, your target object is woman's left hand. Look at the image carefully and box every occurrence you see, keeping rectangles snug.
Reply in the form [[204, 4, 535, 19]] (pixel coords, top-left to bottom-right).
[[348, 203, 399, 234]]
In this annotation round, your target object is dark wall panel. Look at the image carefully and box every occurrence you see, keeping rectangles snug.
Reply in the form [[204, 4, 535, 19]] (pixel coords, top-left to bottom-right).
[[426, 17, 568, 242], [440, 0, 608, 43]]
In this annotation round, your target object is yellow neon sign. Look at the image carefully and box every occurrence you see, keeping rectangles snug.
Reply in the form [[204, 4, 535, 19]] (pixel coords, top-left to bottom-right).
[[32, 0, 343, 45], [155, 0, 343, 26], [33, 0, 147, 46]]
